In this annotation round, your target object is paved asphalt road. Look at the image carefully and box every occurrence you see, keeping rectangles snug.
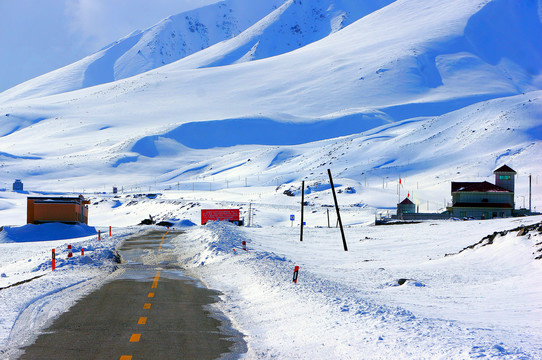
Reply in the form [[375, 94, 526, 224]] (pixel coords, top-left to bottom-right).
[[18, 230, 245, 360]]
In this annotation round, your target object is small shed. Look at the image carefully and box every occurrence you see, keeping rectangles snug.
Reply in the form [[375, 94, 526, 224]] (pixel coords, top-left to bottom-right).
[[397, 197, 416, 219], [27, 195, 90, 224], [13, 179, 23, 191]]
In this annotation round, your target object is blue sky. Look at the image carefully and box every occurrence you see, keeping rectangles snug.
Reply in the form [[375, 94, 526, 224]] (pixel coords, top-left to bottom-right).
[[0, 0, 217, 92]]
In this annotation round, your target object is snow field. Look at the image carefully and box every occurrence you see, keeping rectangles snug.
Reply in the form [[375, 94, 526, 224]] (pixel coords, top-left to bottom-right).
[[173, 216, 542, 359], [0, 0, 540, 357], [0, 187, 541, 359], [0, 225, 143, 358]]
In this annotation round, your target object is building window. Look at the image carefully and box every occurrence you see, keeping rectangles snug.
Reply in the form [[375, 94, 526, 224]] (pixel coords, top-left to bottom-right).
[[460, 211, 466, 217], [499, 175, 511, 180]]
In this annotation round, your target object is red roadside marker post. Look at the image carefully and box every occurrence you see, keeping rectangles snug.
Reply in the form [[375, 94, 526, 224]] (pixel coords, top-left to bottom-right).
[[52, 249, 56, 271], [300, 181, 305, 242], [98, 230, 101, 241], [293, 266, 299, 284], [109, 226, 112, 237], [242, 241, 247, 251], [67, 245, 73, 258], [81, 248, 85, 256]]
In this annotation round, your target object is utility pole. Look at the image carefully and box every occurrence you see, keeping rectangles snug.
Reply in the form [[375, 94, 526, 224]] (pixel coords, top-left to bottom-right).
[[529, 174, 532, 213], [328, 169, 348, 251]]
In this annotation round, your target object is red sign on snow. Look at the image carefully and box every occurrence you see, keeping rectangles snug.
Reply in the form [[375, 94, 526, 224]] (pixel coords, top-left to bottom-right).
[[201, 209, 240, 225]]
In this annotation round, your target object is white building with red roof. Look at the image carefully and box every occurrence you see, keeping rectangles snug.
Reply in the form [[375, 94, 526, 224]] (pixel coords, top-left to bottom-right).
[[448, 165, 516, 219]]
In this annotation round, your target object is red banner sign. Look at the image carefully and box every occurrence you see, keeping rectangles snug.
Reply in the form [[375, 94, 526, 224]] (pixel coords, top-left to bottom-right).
[[201, 209, 240, 225]]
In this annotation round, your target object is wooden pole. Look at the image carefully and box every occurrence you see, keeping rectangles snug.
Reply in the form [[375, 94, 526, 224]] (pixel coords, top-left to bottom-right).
[[328, 169, 348, 251], [300, 181, 305, 242]]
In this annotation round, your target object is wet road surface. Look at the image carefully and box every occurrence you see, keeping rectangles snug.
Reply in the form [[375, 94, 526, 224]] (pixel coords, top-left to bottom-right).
[[18, 230, 245, 360]]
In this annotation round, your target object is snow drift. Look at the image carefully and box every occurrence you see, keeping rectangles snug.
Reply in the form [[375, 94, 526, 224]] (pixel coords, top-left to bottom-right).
[[0, 223, 97, 243]]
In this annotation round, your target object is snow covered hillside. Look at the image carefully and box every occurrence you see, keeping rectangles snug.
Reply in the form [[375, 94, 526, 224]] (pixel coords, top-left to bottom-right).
[[1, 192, 541, 358], [0, 0, 393, 103], [0, 0, 541, 208]]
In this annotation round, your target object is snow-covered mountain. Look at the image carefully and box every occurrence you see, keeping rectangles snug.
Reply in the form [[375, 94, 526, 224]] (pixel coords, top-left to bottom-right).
[[0, 0, 393, 103], [0, 0, 540, 209], [2, 2, 542, 357]]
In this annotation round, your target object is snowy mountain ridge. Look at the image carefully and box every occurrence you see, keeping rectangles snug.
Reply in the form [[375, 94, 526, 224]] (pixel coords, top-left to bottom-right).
[[1, 2, 542, 358], [0, 0, 393, 104], [0, 0, 540, 211]]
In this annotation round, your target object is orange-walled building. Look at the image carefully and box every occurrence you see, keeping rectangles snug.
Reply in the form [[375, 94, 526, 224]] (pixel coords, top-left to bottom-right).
[[27, 195, 90, 224]]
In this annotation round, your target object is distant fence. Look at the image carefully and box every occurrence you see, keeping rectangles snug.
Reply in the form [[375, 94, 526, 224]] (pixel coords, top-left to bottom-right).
[[392, 213, 450, 221]]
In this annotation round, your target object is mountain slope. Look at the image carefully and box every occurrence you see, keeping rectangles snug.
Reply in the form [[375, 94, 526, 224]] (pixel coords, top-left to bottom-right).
[[0, 0, 279, 103], [0, 0, 540, 205], [0, 0, 393, 104], [170, 0, 395, 69]]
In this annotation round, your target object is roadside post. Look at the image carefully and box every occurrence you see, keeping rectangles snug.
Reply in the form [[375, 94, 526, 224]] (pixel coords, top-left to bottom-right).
[[293, 266, 299, 284], [67, 245, 73, 258], [52, 249, 56, 271], [98, 230, 101, 241], [109, 226, 112, 237], [290, 214, 295, 227], [300, 181, 305, 242]]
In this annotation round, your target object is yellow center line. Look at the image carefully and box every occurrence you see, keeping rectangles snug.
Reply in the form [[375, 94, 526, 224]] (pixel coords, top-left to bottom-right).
[[151, 270, 161, 288], [123, 232, 170, 356], [158, 231, 168, 251]]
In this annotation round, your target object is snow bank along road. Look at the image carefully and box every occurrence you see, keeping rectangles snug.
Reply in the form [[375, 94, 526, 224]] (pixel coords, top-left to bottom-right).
[[174, 217, 542, 359], [12, 230, 245, 360], [1, 207, 542, 359]]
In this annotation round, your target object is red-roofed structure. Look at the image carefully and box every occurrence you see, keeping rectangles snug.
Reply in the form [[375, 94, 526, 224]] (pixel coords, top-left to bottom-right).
[[494, 165, 517, 173], [448, 165, 516, 219], [396, 197, 416, 218]]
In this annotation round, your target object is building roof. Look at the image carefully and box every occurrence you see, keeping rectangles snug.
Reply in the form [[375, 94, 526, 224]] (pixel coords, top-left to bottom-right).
[[399, 197, 414, 205], [27, 195, 90, 205], [494, 164, 516, 174], [451, 202, 513, 209], [451, 181, 511, 193]]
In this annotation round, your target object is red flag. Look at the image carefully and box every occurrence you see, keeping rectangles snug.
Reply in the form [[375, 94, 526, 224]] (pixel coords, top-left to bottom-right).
[[399, 178, 402, 184]]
